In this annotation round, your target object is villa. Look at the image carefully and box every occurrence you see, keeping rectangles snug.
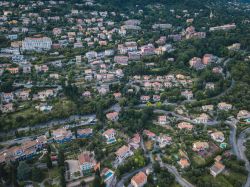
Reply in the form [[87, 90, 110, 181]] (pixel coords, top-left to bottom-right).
[[115, 145, 133, 164], [102, 128, 116, 144], [77, 128, 93, 138], [211, 131, 225, 143], [78, 151, 96, 174], [131, 171, 147, 187], [192, 141, 209, 152], [106, 111, 119, 121], [52, 128, 73, 143], [210, 162, 225, 177]]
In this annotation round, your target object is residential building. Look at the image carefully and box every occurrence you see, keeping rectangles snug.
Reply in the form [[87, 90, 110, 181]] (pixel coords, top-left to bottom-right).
[[78, 151, 96, 174], [77, 128, 93, 138], [192, 141, 209, 152], [177, 122, 193, 130], [131, 171, 147, 187], [52, 128, 73, 143], [106, 111, 119, 121], [102, 129, 116, 144], [210, 162, 225, 177], [194, 113, 209, 124], [181, 90, 193, 100], [211, 131, 225, 143], [178, 158, 190, 169], [218, 102, 232, 110], [143, 130, 156, 140], [158, 115, 167, 125], [22, 37, 52, 51], [157, 134, 172, 148], [115, 145, 133, 164], [237, 110, 250, 120]]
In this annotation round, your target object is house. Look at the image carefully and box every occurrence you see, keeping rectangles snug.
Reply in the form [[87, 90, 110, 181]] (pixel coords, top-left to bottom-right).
[[15, 90, 30, 101], [189, 57, 205, 70], [181, 90, 193, 100], [1, 103, 14, 113], [106, 111, 119, 121], [227, 43, 241, 51], [212, 67, 223, 74], [237, 110, 250, 120], [140, 95, 150, 103], [178, 158, 190, 169], [210, 162, 225, 177], [203, 54, 215, 65], [129, 133, 141, 150], [102, 129, 116, 144], [157, 134, 172, 148], [6, 67, 19, 74], [205, 83, 215, 90], [114, 56, 128, 65], [78, 151, 96, 174], [218, 102, 232, 110], [140, 44, 155, 56], [115, 145, 133, 164], [113, 92, 122, 99], [82, 91, 91, 98], [211, 131, 225, 143], [131, 171, 147, 187], [209, 23, 236, 31], [143, 130, 156, 140], [194, 113, 209, 124], [1, 92, 14, 103], [202, 105, 214, 112], [77, 128, 93, 138], [177, 122, 193, 130], [52, 128, 72, 143], [158, 115, 167, 125], [97, 86, 109, 95], [192, 141, 209, 152]]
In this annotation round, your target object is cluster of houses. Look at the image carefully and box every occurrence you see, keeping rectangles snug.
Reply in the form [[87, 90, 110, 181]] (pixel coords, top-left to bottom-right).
[[0, 88, 58, 113], [189, 54, 220, 70]]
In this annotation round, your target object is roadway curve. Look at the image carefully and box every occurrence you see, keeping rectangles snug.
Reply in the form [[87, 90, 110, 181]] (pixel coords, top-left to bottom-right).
[[237, 128, 250, 187], [156, 154, 194, 187]]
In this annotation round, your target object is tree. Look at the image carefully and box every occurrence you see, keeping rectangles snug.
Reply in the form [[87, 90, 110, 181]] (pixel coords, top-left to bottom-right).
[[17, 161, 31, 181], [32, 167, 44, 182], [92, 169, 105, 187], [46, 153, 53, 169], [58, 149, 65, 167], [59, 167, 66, 187]]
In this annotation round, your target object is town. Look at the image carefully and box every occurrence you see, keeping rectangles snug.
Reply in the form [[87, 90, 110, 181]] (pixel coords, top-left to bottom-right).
[[0, 0, 250, 187]]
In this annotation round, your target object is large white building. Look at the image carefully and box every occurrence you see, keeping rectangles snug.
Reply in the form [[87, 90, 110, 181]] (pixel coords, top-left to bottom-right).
[[22, 37, 52, 51]]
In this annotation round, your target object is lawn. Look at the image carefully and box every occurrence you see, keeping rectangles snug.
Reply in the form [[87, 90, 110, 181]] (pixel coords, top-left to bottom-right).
[[145, 140, 154, 151], [192, 155, 206, 166]]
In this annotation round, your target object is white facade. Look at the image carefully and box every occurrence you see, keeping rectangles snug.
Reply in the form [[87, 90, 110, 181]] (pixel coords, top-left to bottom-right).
[[22, 37, 52, 51]]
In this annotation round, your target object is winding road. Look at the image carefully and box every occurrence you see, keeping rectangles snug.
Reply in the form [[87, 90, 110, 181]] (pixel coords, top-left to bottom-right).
[[237, 128, 250, 187], [156, 154, 194, 187]]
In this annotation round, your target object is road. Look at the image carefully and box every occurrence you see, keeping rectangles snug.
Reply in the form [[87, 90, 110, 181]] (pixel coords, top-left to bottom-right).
[[0, 114, 96, 146], [225, 119, 240, 158], [156, 154, 194, 187], [237, 128, 250, 187]]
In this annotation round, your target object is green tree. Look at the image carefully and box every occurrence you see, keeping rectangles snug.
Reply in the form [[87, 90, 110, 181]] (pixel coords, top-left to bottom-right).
[[92, 169, 105, 187], [17, 161, 31, 181], [58, 149, 65, 167], [32, 167, 44, 182], [46, 153, 53, 169]]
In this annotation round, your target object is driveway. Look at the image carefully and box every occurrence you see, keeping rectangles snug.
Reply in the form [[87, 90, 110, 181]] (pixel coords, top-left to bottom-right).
[[65, 160, 81, 181]]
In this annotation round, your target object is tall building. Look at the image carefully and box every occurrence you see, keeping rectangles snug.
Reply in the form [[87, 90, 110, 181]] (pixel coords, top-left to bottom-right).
[[22, 37, 52, 51]]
